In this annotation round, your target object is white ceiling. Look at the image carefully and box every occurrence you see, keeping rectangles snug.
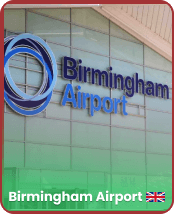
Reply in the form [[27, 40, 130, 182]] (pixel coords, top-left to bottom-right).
[[111, 4, 172, 45]]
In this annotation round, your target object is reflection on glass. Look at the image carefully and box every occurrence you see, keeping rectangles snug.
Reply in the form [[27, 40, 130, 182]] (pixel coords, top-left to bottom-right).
[[27, 12, 70, 45], [72, 25, 109, 55], [144, 45, 172, 72], [111, 36, 143, 64], [72, 8, 109, 33]]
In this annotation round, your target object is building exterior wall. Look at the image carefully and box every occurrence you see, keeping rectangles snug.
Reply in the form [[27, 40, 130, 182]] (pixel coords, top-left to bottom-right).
[[4, 8, 172, 210]]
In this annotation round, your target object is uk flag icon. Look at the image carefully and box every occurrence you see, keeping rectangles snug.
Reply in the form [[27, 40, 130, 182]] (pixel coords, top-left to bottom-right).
[[146, 192, 165, 202]]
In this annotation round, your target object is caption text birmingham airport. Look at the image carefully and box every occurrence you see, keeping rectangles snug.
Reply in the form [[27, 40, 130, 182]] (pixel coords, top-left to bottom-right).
[[9, 191, 143, 205]]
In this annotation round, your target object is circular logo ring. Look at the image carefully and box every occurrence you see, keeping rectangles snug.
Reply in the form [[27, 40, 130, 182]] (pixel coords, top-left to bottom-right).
[[4, 33, 57, 116]]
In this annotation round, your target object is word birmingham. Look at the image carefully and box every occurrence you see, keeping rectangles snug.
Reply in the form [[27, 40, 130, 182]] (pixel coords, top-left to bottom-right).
[[61, 57, 169, 116], [9, 191, 143, 205]]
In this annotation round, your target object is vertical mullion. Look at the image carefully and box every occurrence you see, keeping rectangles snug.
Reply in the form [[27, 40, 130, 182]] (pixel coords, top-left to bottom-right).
[[109, 20, 112, 210], [4, 30, 7, 113], [5, 29, 7, 37], [87, 171, 89, 209], [16, 168, 19, 209], [40, 169, 42, 209], [45, 39, 47, 118], [25, 56, 28, 93], [24, 9, 27, 168], [143, 44, 148, 210], [70, 8, 73, 170]]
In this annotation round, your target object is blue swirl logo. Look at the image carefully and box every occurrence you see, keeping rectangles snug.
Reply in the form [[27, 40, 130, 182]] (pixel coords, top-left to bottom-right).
[[4, 33, 57, 116]]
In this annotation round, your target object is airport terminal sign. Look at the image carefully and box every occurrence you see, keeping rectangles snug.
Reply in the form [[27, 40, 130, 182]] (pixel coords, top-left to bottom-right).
[[4, 34, 169, 117]]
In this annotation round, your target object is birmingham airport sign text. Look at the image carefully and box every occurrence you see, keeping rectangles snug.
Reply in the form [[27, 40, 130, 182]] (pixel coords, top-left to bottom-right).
[[61, 56, 169, 116], [4, 34, 169, 117]]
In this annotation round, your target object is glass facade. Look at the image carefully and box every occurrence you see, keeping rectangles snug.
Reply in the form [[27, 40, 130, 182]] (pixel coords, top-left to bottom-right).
[[4, 8, 172, 211]]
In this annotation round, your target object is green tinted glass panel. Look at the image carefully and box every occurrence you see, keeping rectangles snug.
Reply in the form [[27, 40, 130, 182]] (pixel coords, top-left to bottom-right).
[[72, 122, 110, 149], [3, 168, 16, 200], [112, 114, 145, 129], [112, 151, 146, 175], [146, 110, 172, 133], [146, 132, 172, 155], [26, 117, 70, 145], [88, 172, 105, 186], [112, 174, 146, 210], [4, 113, 25, 141], [112, 174, 146, 194], [4, 141, 24, 168], [19, 169, 41, 189], [25, 143, 70, 170], [72, 148, 110, 172], [111, 127, 145, 152], [41, 170, 87, 189], [147, 154, 172, 176], [47, 103, 70, 120], [72, 108, 110, 124]]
